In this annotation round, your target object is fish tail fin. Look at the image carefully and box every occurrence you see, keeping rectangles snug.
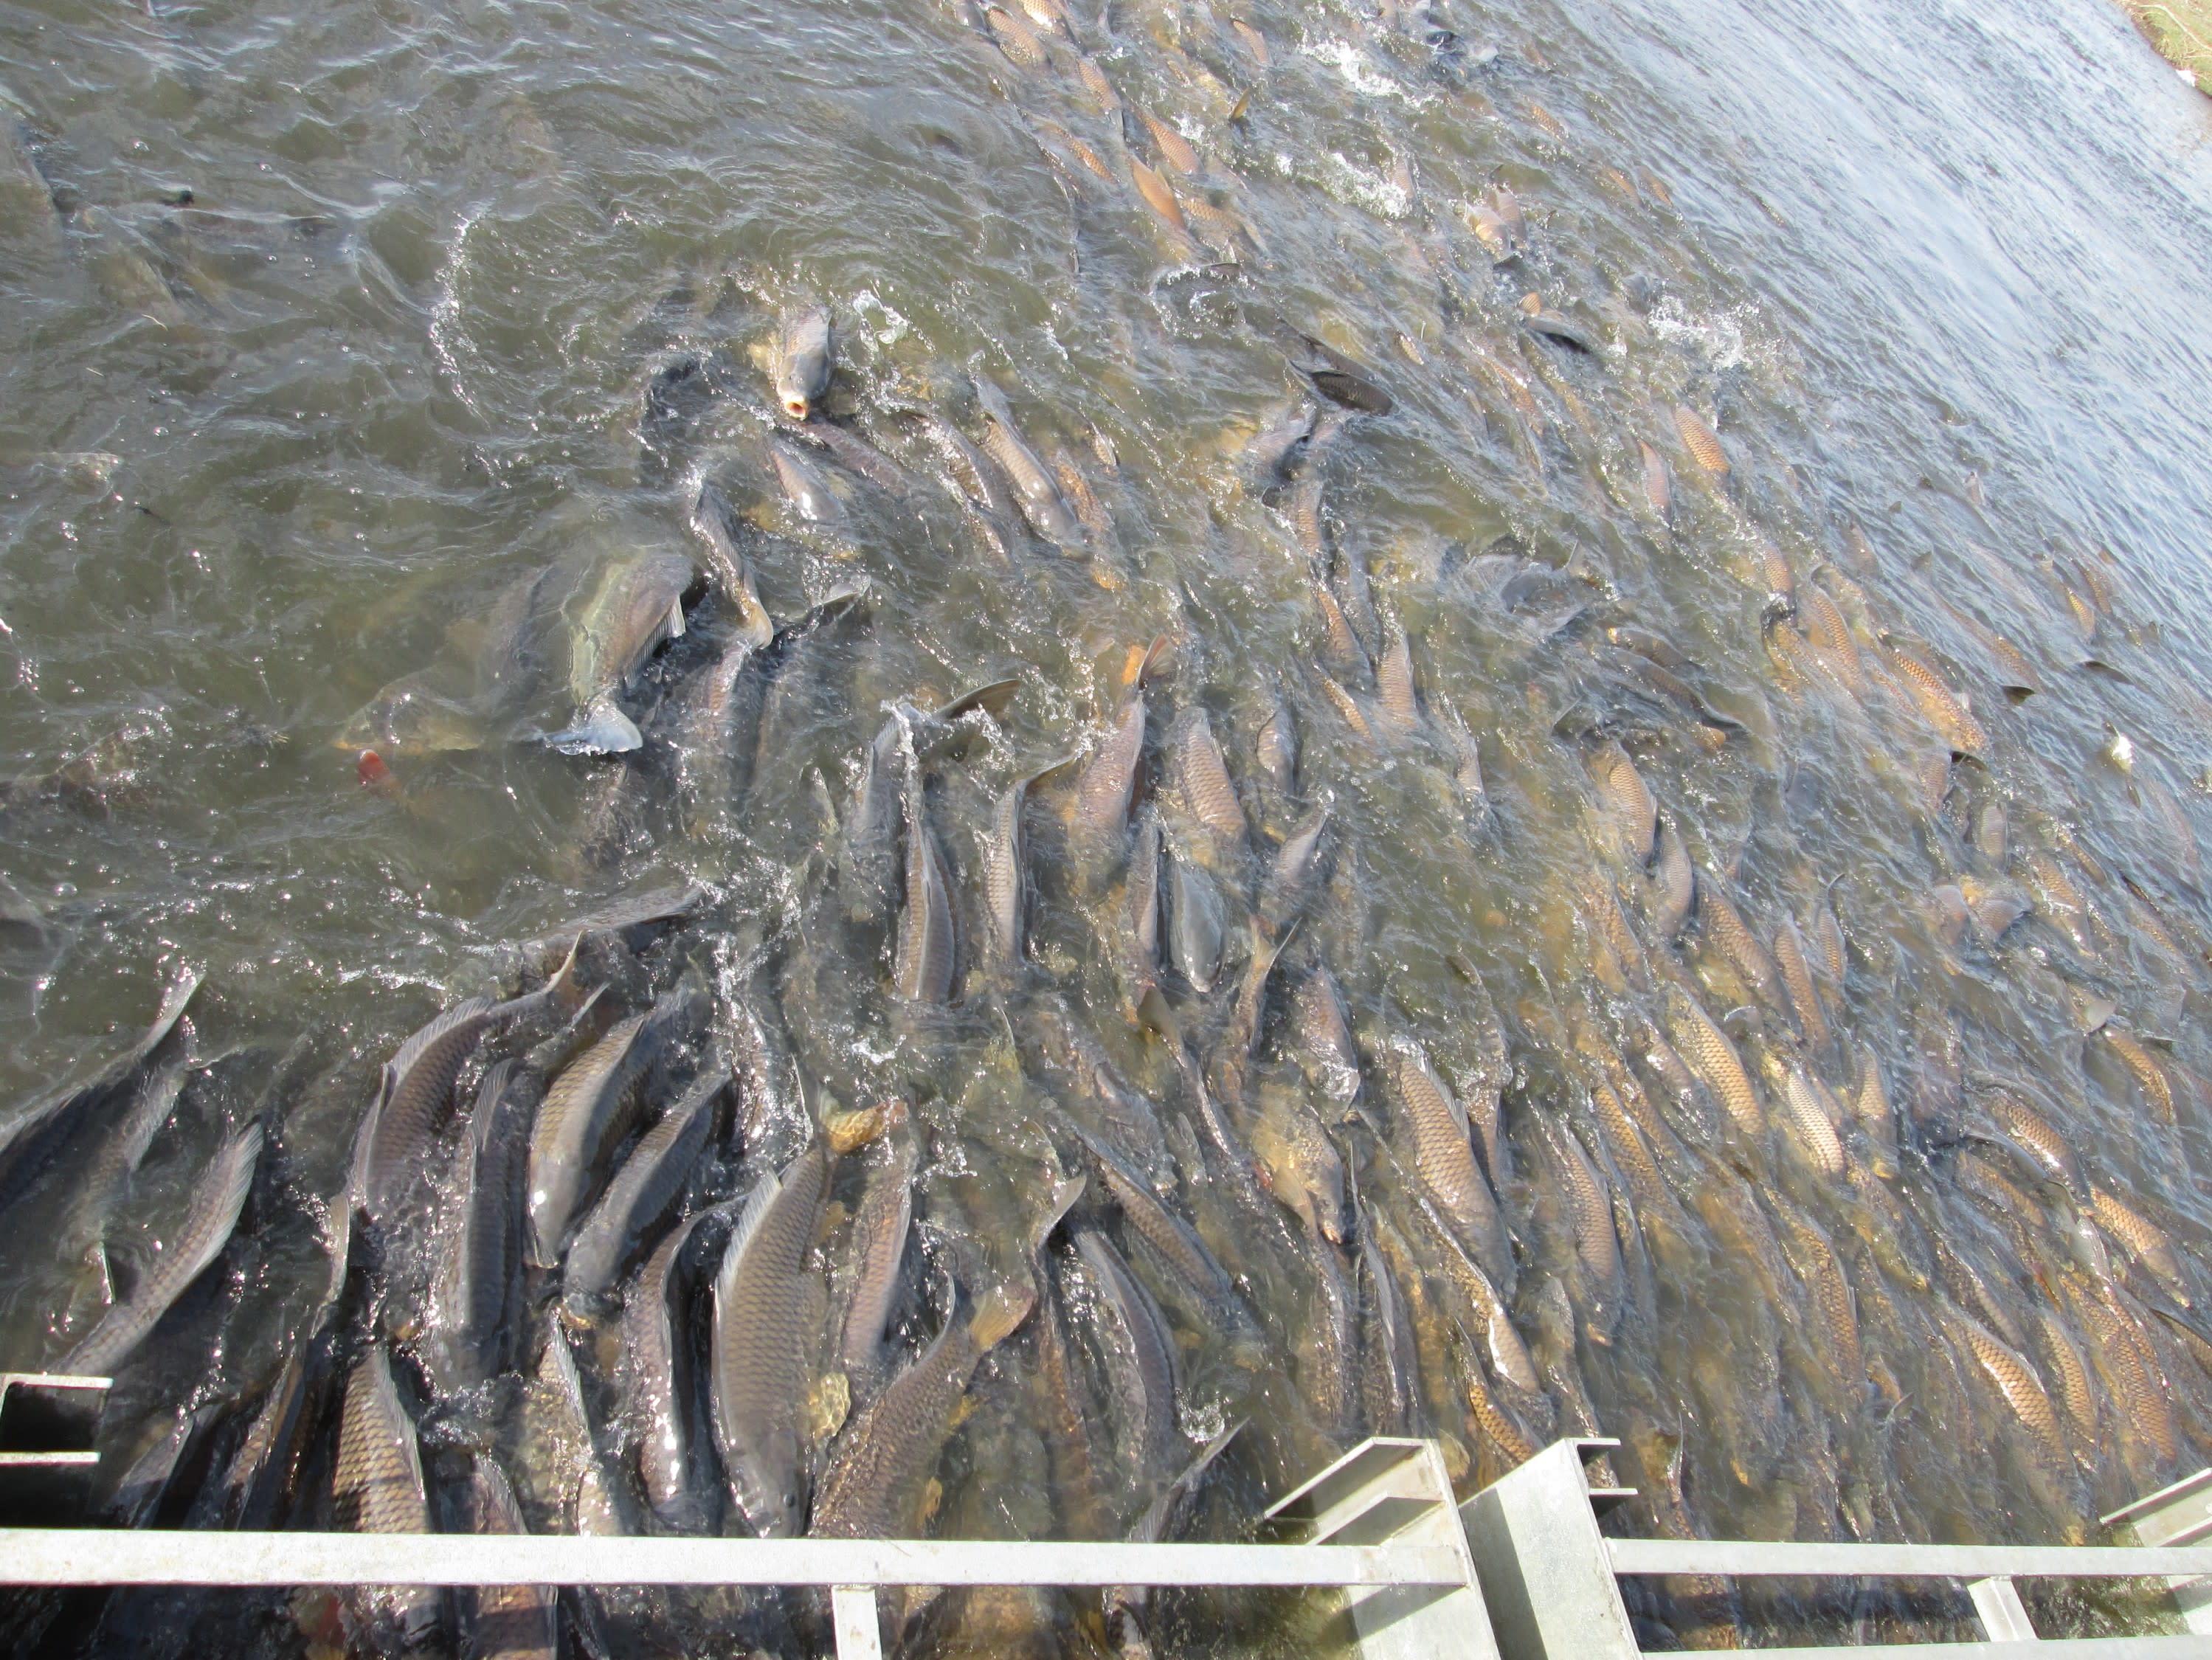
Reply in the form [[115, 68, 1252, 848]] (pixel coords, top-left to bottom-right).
[[546, 697, 641, 755], [968, 1282, 1037, 1350]]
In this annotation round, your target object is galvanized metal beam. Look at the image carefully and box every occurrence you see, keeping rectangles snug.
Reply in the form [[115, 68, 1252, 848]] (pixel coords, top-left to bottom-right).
[[1606, 1540, 2212, 1580], [832, 1584, 884, 1660], [0, 1530, 1467, 1590], [2108, 1469, 2212, 1637], [1459, 1439, 1639, 1660], [1267, 1438, 1501, 1660], [1967, 1575, 2037, 1642]]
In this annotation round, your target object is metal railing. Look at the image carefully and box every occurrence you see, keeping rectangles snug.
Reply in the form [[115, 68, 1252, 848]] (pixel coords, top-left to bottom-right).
[[1465, 1438, 2212, 1658], [5, 1371, 2210, 1659]]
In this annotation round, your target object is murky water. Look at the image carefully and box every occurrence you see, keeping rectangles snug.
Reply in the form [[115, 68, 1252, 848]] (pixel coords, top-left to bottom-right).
[[4, 0, 2212, 1646]]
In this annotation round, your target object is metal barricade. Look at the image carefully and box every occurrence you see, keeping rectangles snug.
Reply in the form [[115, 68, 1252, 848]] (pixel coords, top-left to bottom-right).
[[1464, 1439, 2212, 1658]]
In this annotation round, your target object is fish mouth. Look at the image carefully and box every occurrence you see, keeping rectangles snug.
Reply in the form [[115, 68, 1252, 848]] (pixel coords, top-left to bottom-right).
[[784, 396, 810, 419]]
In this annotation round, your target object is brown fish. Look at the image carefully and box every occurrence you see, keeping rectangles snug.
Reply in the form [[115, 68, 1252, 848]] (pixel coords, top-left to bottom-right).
[[1672, 405, 1728, 476], [1640, 440, 1672, 520], [810, 1282, 1035, 1538]]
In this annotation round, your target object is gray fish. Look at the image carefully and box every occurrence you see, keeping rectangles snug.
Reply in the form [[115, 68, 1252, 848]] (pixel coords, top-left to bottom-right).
[[1025, 997, 1175, 1191], [362, 978, 563, 1223], [671, 627, 766, 836], [466, 1454, 558, 1660], [63, 1119, 261, 1376], [770, 432, 847, 526], [527, 978, 698, 1266], [1291, 964, 1361, 1105], [837, 1131, 919, 1397], [688, 482, 775, 649], [1074, 1226, 1183, 1482], [979, 756, 1078, 968], [1245, 402, 1320, 491], [773, 302, 833, 420], [912, 406, 1028, 551], [1104, 1422, 1244, 1659], [333, 1344, 439, 1645], [1166, 706, 1248, 858], [1164, 845, 1225, 993], [111, 1401, 223, 1528], [1071, 638, 1170, 875], [1065, 1120, 1251, 1338], [1250, 1079, 1347, 1243], [1259, 806, 1331, 936], [424, 1062, 530, 1395], [1533, 1114, 1623, 1346], [975, 376, 1082, 546], [894, 775, 958, 1003], [215, 1345, 317, 1530], [57, 1015, 191, 1258], [548, 547, 698, 755], [539, 1308, 629, 1535], [639, 356, 715, 487], [563, 1062, 722, 1311], [1124, 812, 1164, 1012], [0, 966, 198, 1211], [1358, 1222, 1417, 1433], [1649, 815, 1696, 939], [1384, 1037, 1511, 1290], [624, 1200, 731, 1532], [790, 419, 916, 497], [1256, 690, 1299, 799], [842, 715, 909, 928], [711, 1142, 831, 1537], [809, 1279, 1035, 1538]]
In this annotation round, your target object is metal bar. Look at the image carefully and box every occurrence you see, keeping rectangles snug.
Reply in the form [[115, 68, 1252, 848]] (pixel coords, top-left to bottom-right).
[[1461, 1439, 1640, 1660], [1607, 1539, 2212, 1580], [1968, 1576, 2038, 1642], [2107, 1468, 2212, 1637], [832, 1584, 883, 1660], [0, 1531, 1467, 1590], [1712, 1642, 2212, 1659]]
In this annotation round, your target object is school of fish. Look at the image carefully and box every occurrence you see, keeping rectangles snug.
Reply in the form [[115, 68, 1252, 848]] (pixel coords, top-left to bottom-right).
[[2, 0, 2211, 1653]]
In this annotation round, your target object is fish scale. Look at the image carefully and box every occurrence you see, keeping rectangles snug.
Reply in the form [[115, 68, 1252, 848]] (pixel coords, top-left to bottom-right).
[[713, 1143, 832, 1537]]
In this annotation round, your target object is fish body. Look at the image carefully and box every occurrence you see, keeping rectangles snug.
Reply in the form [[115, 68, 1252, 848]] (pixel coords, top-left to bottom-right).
[[688, 482, 774, 647], [894, 781, 958, 1003], [1165, 706, 1247, 859], [712, 1144, 832, 1537], [362, 984, 553, 1222], [1672, 405, 1727, 475], [1164, 846, 1225, 993], [1292, 964, 1361, 1104], [564, 1065, 721, 1310], [1387, 1038, 1511, 1287], [1664, 991, 1761, 1137], [838, 1133, 919, 1397], [625, 1201, 730, 1531], [975, 377, 1081, 545], [425, 1062, 529, 1394], [63, 1121, 261, 1376], [1250, 1085, 1347, 1242], [770, 433, 846, 526], [550, 548, 697, 754], [466, 1456, 558, 1660], [1124, 812, 1164, 1009], [981, 758, 1076, 967], [1259, 806, 1331, 937], [1074, 1228, 1183, 1481], [335, 1345, 440, 1645], [811, 1282, 1034, 1538], [527, 981, 696, 1265], [1587, 740, 1656, 866]]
